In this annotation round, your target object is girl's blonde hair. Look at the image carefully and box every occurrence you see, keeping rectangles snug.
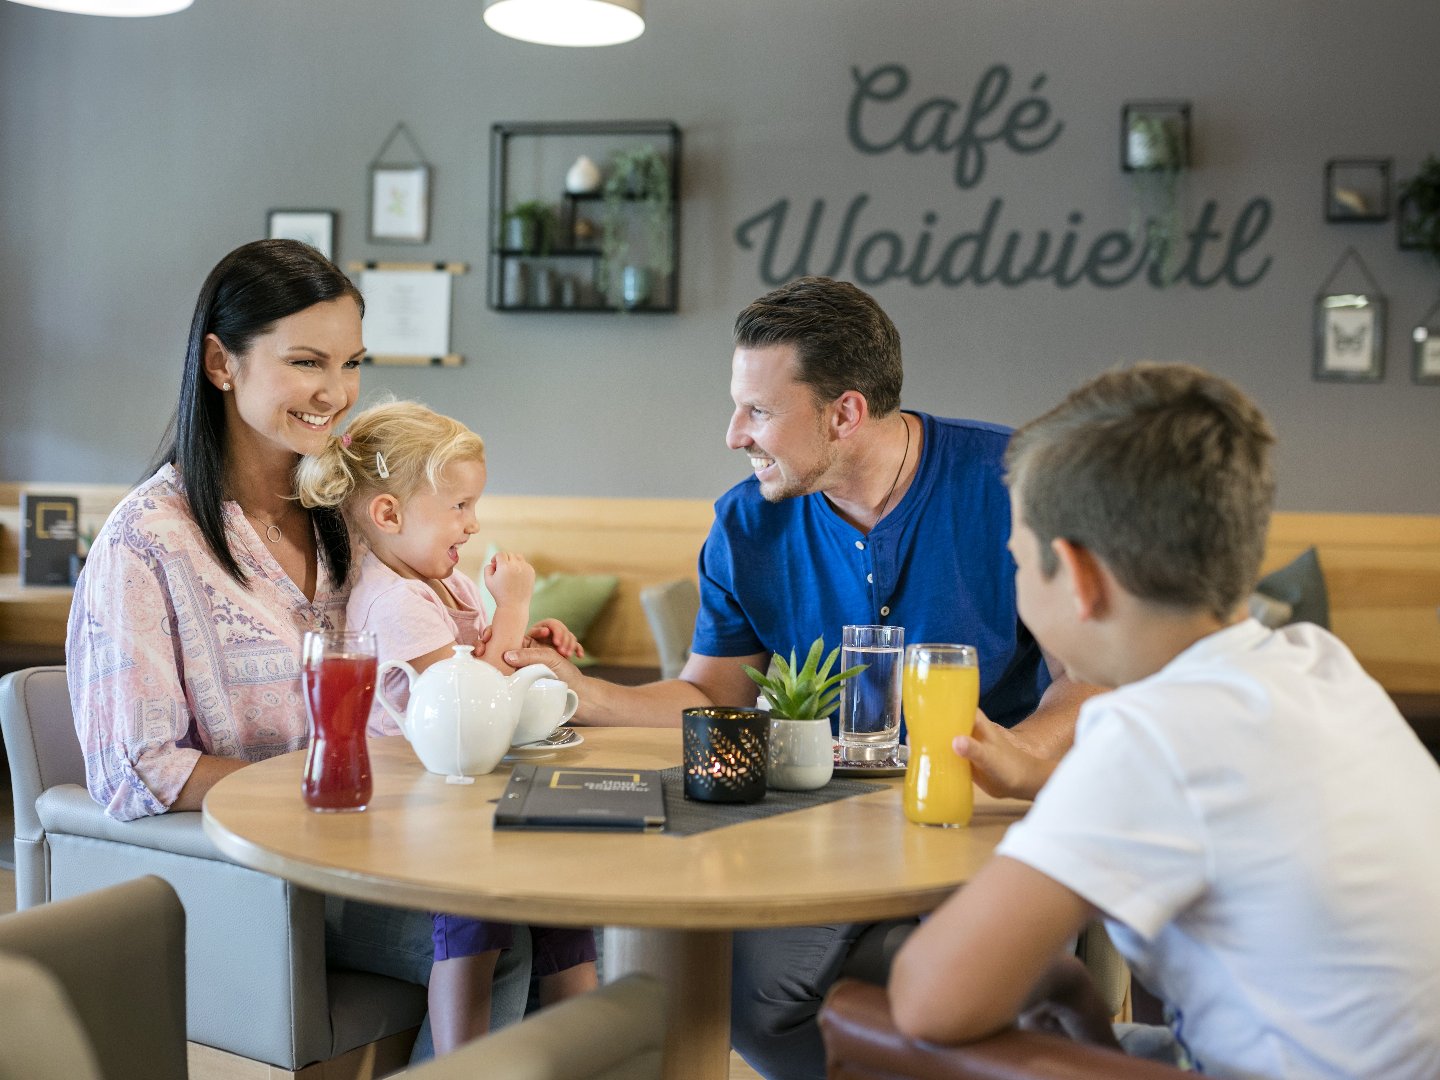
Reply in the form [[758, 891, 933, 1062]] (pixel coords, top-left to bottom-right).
[[295, 400, 485, 523]]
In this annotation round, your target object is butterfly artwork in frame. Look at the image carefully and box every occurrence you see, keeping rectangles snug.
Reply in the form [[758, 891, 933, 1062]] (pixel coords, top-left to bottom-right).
[[1314, 292, 1385, 382]]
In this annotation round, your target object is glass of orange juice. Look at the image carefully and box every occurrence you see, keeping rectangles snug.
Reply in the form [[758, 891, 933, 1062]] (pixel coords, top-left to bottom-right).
[[902, 643, 979, 827]]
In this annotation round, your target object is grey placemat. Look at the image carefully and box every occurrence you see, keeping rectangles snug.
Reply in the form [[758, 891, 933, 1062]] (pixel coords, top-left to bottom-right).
[[658, 767, 885, 837]]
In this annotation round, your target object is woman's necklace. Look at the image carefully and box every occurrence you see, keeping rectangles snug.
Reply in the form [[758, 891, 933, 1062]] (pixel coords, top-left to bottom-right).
[[241, 507, 284, 544], [874, 415, 911, 524]]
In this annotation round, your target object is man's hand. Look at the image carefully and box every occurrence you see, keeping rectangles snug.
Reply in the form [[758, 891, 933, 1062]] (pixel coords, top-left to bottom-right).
[[953, 710, 1057, 802], [503, 643, 585, 685], [526, 618, 584, 660], [484, 551, 536, 607]]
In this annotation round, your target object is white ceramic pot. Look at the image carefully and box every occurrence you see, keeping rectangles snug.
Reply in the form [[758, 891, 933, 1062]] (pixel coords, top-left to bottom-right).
[[767, 716, 835, 791], [565, 155, 602, 195]]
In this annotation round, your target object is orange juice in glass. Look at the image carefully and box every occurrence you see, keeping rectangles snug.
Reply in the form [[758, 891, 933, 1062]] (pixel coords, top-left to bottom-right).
[[902, 644, 979, 827]]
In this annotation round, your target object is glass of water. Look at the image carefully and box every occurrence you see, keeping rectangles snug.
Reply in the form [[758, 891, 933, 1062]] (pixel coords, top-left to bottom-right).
[[838, 624, 904, 763]]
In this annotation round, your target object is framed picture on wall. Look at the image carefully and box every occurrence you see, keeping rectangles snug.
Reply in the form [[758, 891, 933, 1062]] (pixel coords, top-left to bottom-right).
[[1313, 293, 1385, 382], [1413, 295, 1440, 385], [267, 209, 337, 260], [1324, 159, 1391, 223], [370, 164, 431, 243]]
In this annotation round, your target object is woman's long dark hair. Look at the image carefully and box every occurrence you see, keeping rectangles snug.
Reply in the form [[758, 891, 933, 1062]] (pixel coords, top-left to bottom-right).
[[156, 239, 364, 587]]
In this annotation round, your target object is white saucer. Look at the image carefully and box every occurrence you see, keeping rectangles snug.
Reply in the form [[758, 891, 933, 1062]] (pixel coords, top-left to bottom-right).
[[504, 728, 584, 758]]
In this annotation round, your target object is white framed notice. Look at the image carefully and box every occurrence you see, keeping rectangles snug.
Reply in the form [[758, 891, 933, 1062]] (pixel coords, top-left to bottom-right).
[[360, 269, 452, 360]]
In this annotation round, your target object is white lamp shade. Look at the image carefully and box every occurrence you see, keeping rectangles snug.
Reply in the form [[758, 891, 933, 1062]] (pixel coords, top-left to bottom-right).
[[6, 0, 192, 13], [483, 0, 644, 47]]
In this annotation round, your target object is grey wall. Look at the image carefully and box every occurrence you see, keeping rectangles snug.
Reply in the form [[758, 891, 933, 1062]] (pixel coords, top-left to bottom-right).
[[2, 0, 1437, 511]]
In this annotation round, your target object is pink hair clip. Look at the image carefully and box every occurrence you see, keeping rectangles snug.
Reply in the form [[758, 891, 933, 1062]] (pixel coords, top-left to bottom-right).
[[341, 434, 352, 448]]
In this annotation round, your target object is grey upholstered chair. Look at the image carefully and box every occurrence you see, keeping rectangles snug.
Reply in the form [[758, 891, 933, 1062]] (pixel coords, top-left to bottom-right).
[[639, 577, 701, 680], [0, 666, 425, 1073], [0, 874, 668, 1080], [0, 874, 187, 1080]]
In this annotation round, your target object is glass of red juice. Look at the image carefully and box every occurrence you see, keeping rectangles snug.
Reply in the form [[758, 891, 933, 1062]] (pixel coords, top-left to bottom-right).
[[301, 630, 377, 812]]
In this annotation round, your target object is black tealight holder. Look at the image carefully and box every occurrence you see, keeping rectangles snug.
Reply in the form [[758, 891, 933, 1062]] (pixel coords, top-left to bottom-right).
[[682, 707, 769, 803]]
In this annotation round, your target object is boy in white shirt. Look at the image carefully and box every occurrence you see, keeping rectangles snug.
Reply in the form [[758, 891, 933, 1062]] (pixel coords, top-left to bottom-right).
[[889, 363, 1440, 1078]]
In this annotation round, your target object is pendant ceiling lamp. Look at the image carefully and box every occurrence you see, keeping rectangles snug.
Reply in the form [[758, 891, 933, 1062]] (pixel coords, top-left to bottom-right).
[[6, 0, 191, 13], [483, 0, 644, 47]]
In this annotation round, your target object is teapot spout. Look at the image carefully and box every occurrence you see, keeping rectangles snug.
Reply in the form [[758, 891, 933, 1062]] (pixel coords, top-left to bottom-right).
[[506, 663, 560, 697]]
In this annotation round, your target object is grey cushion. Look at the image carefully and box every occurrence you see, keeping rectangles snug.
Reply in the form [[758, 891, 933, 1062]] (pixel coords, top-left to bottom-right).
[[0, 954, 105, 1080], [1246, 591, 1294, 629], [1255, 547, 1330, 629]]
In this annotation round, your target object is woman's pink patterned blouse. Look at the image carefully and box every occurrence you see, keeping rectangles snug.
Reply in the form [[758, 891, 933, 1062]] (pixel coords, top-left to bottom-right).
[[67, 465, 347, 820]]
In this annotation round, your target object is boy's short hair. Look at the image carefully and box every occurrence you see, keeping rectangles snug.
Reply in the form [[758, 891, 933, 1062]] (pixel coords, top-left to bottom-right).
[[1005, 362, 1276, 621]]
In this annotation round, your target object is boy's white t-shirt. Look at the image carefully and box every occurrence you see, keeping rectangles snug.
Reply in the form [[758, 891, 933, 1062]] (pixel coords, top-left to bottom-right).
[[998, 619, 1440, 1080]]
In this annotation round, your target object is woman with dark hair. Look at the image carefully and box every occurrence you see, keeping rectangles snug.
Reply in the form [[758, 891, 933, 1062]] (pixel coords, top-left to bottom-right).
[[69, 238, 365, 820], [65, 239, 532, 1053]]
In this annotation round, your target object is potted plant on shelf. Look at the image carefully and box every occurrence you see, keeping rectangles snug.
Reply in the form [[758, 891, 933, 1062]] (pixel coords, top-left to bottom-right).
[[503, 200, 558, 255], [744, 637, 865, 791], [1398, 155, 1440, 265], [1123, 108, 1189, 285], [600, 144, 673, 309]]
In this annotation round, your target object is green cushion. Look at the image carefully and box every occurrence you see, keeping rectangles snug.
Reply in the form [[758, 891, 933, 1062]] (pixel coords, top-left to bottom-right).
[[1255, 546, 1330, 630], [477, 546, 617, 667]]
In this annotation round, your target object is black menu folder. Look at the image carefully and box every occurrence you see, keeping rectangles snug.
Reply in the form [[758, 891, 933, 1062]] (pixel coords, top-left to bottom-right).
[[494, 764, 667, 832]]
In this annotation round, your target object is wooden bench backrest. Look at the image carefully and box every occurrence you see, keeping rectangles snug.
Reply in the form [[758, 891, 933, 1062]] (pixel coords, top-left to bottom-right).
[[4, 481, 1438, 691]]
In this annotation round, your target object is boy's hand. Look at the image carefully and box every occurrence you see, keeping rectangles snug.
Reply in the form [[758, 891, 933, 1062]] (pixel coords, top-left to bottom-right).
[[526, 618, 585, 660], [1016, 954, 1122, 1049], [953, 711, 1057, 801], [484, 551, 535, 607]]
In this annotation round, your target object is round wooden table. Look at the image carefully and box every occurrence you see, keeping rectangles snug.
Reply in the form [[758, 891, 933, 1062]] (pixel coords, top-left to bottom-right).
[[203, 728, 1027, 1079]]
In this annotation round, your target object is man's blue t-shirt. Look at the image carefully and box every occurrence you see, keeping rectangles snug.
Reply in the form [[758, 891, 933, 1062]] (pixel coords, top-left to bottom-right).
[[692, 411, 1049, 731]]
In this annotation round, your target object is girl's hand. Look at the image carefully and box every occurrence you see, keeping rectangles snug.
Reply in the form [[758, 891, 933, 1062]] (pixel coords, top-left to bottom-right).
[[526, 618, 585, 660], [484, 552, 535, 607]]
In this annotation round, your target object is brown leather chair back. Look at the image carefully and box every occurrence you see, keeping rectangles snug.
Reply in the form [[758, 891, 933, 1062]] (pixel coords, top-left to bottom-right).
[[819, 979, 1186, 1080]]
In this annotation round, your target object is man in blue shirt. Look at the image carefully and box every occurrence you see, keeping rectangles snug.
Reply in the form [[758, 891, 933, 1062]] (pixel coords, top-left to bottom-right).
[[507, 276, 1091, 1079]]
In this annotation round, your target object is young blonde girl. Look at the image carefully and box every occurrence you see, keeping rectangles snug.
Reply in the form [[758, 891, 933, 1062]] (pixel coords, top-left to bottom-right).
[[296, 400, 597, 1052]]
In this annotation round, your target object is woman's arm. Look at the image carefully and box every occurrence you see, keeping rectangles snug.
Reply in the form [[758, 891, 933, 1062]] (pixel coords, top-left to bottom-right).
[[169, 754, 250, 811], [68, 515, 207, 820]]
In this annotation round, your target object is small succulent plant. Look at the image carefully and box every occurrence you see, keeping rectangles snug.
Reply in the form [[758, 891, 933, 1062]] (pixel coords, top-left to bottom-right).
[[743, 636, 866, 721]]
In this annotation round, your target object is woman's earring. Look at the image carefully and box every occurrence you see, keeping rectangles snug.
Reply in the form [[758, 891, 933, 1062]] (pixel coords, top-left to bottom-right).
[[221, 381, 231, 391]]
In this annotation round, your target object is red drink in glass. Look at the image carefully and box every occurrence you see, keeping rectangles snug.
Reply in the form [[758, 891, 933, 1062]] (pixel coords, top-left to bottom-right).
[[301, 631, 376, 812]]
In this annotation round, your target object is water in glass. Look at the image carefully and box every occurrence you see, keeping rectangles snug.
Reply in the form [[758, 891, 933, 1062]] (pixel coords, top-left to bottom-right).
[[838, 624, 904, 762]]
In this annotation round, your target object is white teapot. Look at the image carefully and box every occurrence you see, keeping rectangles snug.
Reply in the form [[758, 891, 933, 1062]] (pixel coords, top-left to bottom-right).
[[377, 645, 556, 776]]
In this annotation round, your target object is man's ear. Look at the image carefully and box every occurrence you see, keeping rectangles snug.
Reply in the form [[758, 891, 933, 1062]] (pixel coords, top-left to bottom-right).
[[367, 494, 402, 534], [828, 390, 869, 440], [1052, 538, 1109, 621], [202, 333, 235, 391]]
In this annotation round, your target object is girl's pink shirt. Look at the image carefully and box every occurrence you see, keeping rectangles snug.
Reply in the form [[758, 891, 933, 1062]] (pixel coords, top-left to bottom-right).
[[345, 551, 489, 736]]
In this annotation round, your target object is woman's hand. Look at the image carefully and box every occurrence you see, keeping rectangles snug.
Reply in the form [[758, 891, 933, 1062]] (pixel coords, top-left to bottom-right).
[[526, 618, 585, 659], [484, 551, 535, 607]]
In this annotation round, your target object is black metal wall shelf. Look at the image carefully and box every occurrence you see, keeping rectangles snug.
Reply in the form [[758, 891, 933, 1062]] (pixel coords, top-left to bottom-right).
[[488, 120, 681, 313]]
